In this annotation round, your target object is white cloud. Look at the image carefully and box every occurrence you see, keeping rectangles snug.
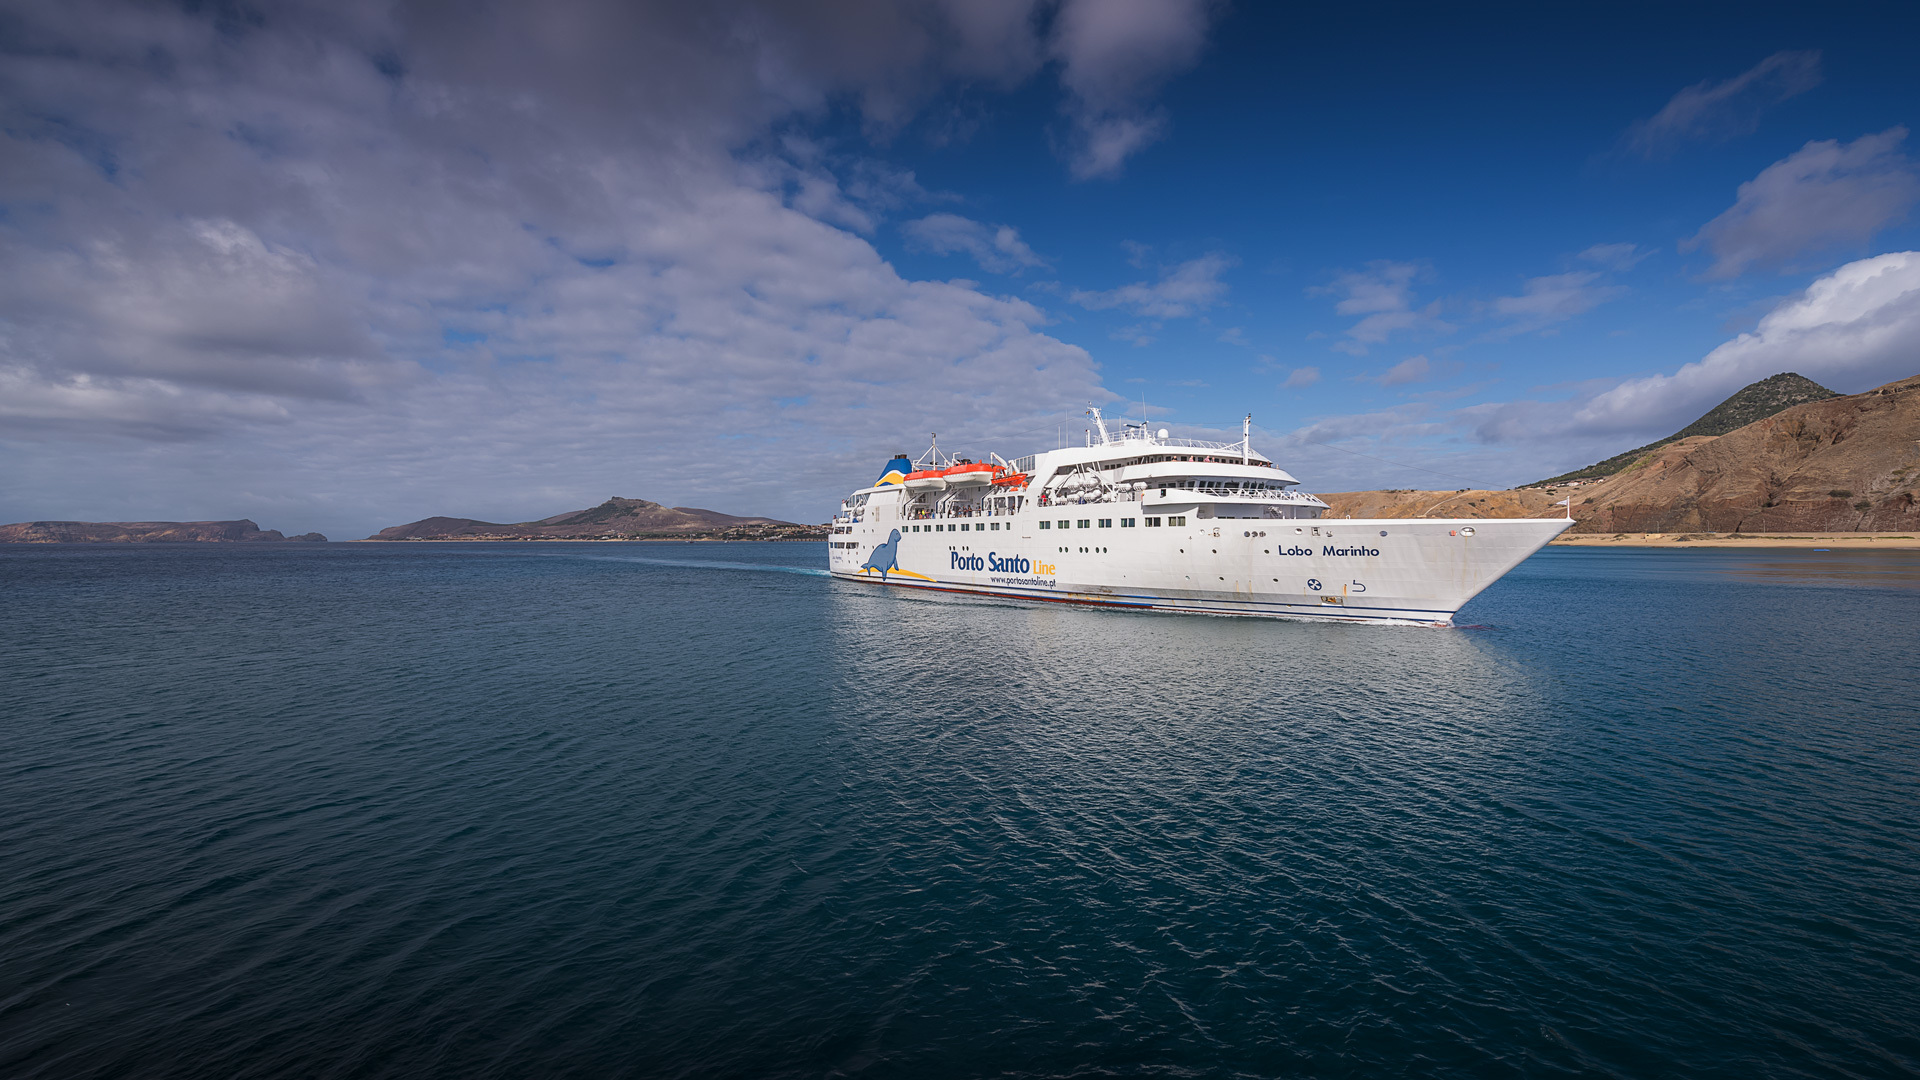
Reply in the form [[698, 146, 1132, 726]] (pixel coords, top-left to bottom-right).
[[1322, 261, 1418, 315], [0, 0, 1119, 538], [1049, 0, 1218, 178], [900, 212, 1047, 273], [1373, 355, 1431, 387], [1578, 243, 1650, 271], [1069, 252, 1232, 318], [1283, 366, 1320, 389], [1624, 50, 1822, 158], [1312, 261, 1452, 355], [1683, 127, 1920, 278], [1267, 252, 1920, 490], [1486, 271, 1626, 338], [1565, 250, 1920, 435]]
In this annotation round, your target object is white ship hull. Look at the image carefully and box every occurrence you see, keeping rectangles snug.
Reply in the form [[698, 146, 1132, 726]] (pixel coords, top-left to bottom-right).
[[831, 416, 1570, 625], [830, 514, 1569, 624]]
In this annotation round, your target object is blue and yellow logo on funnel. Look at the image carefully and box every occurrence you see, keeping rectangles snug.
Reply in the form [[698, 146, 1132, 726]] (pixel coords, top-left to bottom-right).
[[873, 454, 912, 487]]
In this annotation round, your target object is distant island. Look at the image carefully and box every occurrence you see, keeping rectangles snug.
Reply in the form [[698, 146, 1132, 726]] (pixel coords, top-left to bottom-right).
[[0, 520, 327, 543], [367, 497, 824, 541], [1320, 371, 1920, 540]]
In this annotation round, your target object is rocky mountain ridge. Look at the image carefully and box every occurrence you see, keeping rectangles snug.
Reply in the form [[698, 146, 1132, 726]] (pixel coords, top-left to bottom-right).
[[0, 520, 327, 543], [368, 497, 821, 540]]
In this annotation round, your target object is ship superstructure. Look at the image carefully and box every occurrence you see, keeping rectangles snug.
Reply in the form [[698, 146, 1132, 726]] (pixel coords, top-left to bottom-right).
[[828, 409, 1570, 624]]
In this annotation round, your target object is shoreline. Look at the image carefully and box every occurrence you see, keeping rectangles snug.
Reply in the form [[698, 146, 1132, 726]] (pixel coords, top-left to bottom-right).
[[1551, 532, 1920, 549]]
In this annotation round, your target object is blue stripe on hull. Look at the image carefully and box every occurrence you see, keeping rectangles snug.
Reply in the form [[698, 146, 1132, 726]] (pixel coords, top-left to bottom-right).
[[830, 572, 1456, 624]]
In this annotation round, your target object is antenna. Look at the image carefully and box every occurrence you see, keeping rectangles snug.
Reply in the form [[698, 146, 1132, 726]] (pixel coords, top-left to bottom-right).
[[1242, 414, 1252, 465]]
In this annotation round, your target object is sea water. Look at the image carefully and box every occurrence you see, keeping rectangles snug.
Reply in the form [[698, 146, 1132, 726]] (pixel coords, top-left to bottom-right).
[[1, 542, 1916, 1078]]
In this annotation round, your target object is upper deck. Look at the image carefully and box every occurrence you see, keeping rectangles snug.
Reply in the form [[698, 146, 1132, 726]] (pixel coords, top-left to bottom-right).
[[835, 408, 1328, 525]]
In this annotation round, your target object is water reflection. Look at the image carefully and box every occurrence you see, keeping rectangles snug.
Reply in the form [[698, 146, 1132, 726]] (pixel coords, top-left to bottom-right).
[[1712, 549, 1920, 590], [1540, 546, 1920, 591]]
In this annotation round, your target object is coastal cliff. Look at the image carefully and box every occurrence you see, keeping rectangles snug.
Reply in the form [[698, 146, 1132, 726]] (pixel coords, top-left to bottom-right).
[[1320, 372, 1920, 534], [0, 520, 327, 543], [368, 497, 822, 541]]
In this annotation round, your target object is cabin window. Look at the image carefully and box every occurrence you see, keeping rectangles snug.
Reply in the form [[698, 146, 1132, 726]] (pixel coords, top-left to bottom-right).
[[960, 523, 970, 531], [990, 522, 1000, 531], [1058, 520, 1070, 530], [1121, 518, 1135, 527], [1146, 517, 1161, 527], [1169, 516, 1187, 526], [1039, 521, 1050, 530], [1077, 519, 1090, 529], [1098, 518, 1112, 528]]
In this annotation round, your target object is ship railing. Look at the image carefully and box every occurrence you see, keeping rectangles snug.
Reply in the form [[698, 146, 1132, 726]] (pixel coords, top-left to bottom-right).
[[1092, 430, 1250, 452], [1143, 486, 1322, 501]]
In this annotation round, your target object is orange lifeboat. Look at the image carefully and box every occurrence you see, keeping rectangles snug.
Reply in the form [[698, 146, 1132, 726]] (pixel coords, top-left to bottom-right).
[[990, 471, 1030, 489], [903, 469, 948, 492], [942, 461, 999, 487]]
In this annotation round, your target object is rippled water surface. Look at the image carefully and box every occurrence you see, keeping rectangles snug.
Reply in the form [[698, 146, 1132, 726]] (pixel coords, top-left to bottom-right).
[[3, 542, 1917, 1078]]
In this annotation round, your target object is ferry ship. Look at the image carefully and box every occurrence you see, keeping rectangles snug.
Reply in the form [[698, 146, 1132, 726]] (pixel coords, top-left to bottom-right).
[[828, 409, 1571, 625]]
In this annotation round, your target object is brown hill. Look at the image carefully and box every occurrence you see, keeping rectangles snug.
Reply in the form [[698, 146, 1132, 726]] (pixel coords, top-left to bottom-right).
[[1527, 371, 1839, 486], [0, 520, 327, 543], [1319, 488, 1564, 520], [368, 497, 820, 541], [1565, 373, 1920, 533], [1319, 373, 1920, 534]]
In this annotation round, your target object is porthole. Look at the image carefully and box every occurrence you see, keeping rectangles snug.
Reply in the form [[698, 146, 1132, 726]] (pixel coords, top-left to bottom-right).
[[1379, 530, 1388, 537]]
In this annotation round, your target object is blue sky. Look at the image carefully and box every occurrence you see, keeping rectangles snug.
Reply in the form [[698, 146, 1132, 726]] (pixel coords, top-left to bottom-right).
[[4, 1, 1919, 536]]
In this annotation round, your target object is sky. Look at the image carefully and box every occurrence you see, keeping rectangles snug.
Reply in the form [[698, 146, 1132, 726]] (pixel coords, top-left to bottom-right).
[[4, 0, 1919, 538]]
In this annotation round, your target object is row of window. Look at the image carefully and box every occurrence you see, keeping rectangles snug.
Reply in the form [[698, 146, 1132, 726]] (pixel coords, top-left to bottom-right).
[[1037, 516, 1185, 529], [901, 515, 1188, 534], [1159, 480, 1282, 491]]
